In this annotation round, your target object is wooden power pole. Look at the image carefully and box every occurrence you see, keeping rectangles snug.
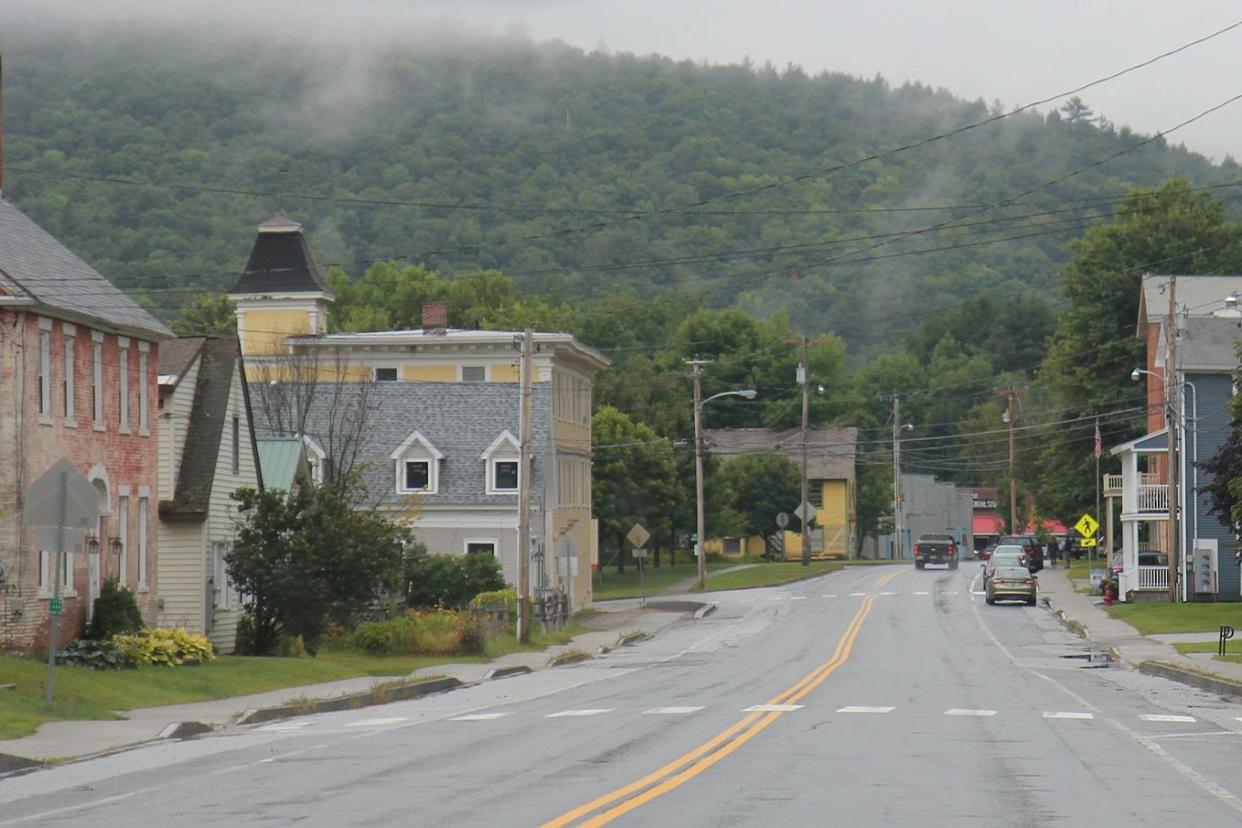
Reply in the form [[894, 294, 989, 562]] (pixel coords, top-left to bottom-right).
[[1166, 276, 1180, 602], [1006, 386, 1017, 533], [800, 336, 811, 566], [517, 328, 534, 641]]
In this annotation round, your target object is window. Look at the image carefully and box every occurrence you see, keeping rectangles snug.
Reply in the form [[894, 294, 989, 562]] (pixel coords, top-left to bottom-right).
[[493, 461, 519, 491], [374, 367, 398, 382], [461, 365, 485, 382], [38, 549, 50, 594], [38, 330, 50, 418], [118, 347, 130, 432], [137, 497, 148, 589], [212, 542, 231, 609], [391, 431, 443, 494], [232, 416, 240, 474], [63, 332, 75, 420], [404, 461, 430, 491], [92, 338, 104, 427], [809, 482, 824, 508], [466, 541, 496, 556], [117, 495, 129, 586], [138, 349, 149, 434]]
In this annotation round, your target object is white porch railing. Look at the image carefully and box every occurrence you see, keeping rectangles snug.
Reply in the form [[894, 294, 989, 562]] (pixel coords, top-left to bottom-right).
[[1103, 474, 1123, 495], [1135, 484, 1168, 512], [1136, 566, 1169, 591]]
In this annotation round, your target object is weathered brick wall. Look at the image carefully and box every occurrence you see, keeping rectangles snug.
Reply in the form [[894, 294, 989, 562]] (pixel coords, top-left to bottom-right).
[[0, 311, 161, 652]]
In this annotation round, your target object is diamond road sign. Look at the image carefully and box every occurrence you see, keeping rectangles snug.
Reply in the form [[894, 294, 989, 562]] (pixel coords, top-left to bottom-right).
[[626, 523, 651, 549], [1074, 513, 1099, 539], [793, 502, 814, 522]]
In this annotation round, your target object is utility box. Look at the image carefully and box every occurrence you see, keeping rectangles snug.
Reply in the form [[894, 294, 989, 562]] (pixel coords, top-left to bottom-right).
[[1193, 539, 1219, 595]]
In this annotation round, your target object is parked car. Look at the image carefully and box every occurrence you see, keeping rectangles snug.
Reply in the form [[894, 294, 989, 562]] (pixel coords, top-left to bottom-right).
[[998, 535, 1044, 572], [982, 545, 1029, 583], [914, 534, 958, 570], [1137, 551, 1169, 567], [986, 566, 1037, 605]]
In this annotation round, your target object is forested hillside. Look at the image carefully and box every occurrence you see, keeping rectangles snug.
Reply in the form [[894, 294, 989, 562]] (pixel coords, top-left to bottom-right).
[[2, 20, 1234, 348]]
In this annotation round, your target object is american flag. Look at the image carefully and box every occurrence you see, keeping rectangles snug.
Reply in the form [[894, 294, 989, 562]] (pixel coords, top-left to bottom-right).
[[1093, 421, 1102, 459]]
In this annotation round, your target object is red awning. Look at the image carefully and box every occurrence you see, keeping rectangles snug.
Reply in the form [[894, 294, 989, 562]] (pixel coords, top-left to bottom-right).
[[973, 514, 1005, 535], [1024, 518, 1068, 535]]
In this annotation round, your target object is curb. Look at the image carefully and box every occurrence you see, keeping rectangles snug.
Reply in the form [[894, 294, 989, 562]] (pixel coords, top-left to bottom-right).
[[236, 677, 463, 726], [618, 631, 650, 647], [547, 650, 591, 667], [1139, 660, 1242, 699], [694, 603, 717, 619], [484, 665, 533, 680]]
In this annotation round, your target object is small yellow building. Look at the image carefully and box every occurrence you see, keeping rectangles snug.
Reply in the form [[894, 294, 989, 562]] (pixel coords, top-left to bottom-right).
[[704, 427, 857, 560]]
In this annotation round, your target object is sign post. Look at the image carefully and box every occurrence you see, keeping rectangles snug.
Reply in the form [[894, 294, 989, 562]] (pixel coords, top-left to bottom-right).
[[627, 523, 652, 606], [24, 459, 100, 708]]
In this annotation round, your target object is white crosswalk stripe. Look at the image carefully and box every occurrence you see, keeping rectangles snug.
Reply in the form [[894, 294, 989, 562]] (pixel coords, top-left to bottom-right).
[[344, 717, 408, 728], [945, 709, 997, 717], [837, 706, 895, 714], [258, 721, 312, 732], [546, 709, 613, 718], [450, 713, 509, 721], [744, 704, 803, 712], [912, 591, 930, 595], [821, 594, 838, 598], [848, 592, 868, 597], [1043, 712, 1094, 720], [879, 591, 897, 596], [1140, 714, 1197, 723], [643, 706, 705, 715]]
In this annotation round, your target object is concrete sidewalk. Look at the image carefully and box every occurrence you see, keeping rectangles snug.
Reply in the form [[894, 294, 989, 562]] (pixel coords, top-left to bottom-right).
[[0, 601, 700, 765], [1038, 567, 1242, 694]]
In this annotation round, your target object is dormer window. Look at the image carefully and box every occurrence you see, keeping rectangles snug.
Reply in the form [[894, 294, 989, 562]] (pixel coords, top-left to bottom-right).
[[375, 367, 398, 382], [391, 430, 443, 494], [481, 430, 521, 495]]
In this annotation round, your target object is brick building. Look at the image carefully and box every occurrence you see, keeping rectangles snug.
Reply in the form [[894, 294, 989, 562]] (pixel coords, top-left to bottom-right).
[[0, 199, 173, 652]]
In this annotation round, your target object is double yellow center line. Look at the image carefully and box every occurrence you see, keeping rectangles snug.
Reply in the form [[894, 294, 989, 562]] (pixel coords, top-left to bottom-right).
[[544, 569, 904, 827]]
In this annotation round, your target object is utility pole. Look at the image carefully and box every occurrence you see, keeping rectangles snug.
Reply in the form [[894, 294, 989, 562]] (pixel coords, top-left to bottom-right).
[[1006, 386, 1017, 533], [517, 328, 534, 641], [1094, 416, 1101, 564], [892, 394, 902, 560], [800, 336, 811, 566], [690, 358, 710, 589], [1166, 276, 1180, 602]]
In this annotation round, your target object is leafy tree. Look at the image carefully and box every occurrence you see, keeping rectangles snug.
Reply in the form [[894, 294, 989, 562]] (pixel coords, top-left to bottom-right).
[[591, 406, 678, 573], [1037, 179, 1242, 518], [403, 547, 505, 609], [227, 483, 409, 655], [172, 293, 236, 335], [720, 453, 802, 559]]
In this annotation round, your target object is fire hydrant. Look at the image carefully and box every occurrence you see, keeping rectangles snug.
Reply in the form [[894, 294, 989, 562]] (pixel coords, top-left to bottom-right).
[[1102, 580, 1114, 607]]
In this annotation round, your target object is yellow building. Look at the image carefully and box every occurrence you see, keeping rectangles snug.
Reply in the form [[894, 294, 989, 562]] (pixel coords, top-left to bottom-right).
[[703, 428, 857, 560], [228, 217, 608, 610]]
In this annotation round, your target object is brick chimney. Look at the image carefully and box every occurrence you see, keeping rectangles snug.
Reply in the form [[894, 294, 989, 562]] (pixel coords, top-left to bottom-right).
[[421, 301, 448, 334]]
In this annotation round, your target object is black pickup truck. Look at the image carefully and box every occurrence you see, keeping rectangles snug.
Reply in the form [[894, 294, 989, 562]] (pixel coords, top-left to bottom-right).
[[913, 534, 959, 570]]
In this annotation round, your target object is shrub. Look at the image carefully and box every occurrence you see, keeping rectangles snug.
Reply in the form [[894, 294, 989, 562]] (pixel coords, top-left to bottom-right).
[[457, 614, 486, 655], [56, 639, 125, 670], [349, 610, 468, 655], [112, 628, 215, 667], [405, 549, 506, 609], [274, 634, 308, 658], [468, 589, 517, 611], [87, 580, 144, 640]]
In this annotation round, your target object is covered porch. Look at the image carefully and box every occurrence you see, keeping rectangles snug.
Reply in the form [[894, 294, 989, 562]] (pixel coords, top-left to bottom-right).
[[1110, 429, 1172, 602]]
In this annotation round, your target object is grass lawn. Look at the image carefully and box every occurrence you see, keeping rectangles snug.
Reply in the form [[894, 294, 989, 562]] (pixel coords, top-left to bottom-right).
[[0, 622, 584, 742], [691, 560, 843, 591], [593, 560, 733, 599], [1106, 602, 1242, 635], [1174, 639, 1242, 661]]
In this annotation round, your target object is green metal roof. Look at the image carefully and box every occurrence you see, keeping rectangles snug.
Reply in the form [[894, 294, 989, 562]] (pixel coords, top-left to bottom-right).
[[256, 438, 307, 493]]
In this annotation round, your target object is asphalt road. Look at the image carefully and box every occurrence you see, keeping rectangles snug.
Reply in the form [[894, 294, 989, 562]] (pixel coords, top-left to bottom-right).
[[4, 563, 1242, 827]]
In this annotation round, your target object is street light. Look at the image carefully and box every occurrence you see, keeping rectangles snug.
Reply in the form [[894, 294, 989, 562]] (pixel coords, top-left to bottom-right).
[[1132, 367, 1197, 599], [692, 374, 757, 590]]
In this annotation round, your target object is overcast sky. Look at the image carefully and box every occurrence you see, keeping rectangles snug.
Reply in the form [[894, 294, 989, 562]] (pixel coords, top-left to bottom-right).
[[15, 1, 1242, 161]]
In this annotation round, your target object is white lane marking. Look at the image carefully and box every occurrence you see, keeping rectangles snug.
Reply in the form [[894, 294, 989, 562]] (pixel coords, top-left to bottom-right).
[[941, 591, 960, 595], [970, 582, 1242, 817], [450, 713, 509, 721], [848, 592, 868, 597], [837, 706, 895, 714], [258, 721, 313, 732], [791, 596, 808, 601], [912, 591, 930, 595], [0, 791, 144, 826], [643, 706, 705, 715], [945, 709, 997, 717], [744, 704, 803, 712], [1043, 712, 1095, 720], [344, 717, 408, 728], [1140, 714, 1197, 723], [546, 709, 613, 718], [879, 591, 897, 596], [1148, 730, 1242, 740], [821, 594, 838, 598]]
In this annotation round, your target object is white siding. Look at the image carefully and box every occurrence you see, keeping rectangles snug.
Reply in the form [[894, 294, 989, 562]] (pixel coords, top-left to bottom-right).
[[158, 357, 200, 500], [205, 365, 260, 653], [156, 521, 206, 631]]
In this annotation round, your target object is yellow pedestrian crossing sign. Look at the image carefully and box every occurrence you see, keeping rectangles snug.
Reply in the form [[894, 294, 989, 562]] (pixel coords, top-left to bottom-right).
[[1074, 513, 1099, 539]]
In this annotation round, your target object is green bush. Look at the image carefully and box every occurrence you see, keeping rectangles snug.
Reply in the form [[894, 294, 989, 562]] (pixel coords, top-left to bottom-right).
[[112, 628, 215, 667], [56, 639, 125, 670], [469, 589, 517, 610], [457, 615, 486, 655], [405, 549, 506, 609], [86, 580, 144, 640], [233, 613, 258, 656], [274, 634, 308, 658], [349, 610, 467, 655]]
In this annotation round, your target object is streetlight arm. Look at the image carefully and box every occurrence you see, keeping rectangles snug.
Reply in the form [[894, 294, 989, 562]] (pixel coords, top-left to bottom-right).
[[702, 389, 757, 405]]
